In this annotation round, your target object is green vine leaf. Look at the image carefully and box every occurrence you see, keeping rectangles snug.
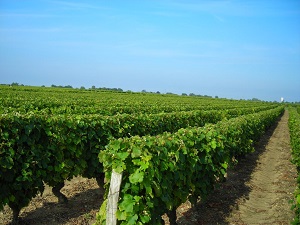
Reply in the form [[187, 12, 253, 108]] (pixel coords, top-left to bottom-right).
[[129, 170, 144, 184]]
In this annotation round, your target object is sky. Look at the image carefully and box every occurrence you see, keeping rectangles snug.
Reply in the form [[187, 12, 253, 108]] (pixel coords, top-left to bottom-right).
[[0, 0, 300, 102]]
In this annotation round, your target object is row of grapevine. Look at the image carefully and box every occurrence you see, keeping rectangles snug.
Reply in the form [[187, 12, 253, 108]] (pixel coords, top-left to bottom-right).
[[288, 107, 300, 224], [0, 85, 279, 115], [96, 107, 284, 224], [0, 103, 280, 222]]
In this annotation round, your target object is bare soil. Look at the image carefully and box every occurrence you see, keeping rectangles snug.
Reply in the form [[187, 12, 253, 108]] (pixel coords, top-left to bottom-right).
[[0, 178, 103, 225], [0, 110, 297, 225]]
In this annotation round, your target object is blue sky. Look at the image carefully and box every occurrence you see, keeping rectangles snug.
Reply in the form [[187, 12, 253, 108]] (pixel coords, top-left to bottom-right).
[[0, 0, 300, 102]]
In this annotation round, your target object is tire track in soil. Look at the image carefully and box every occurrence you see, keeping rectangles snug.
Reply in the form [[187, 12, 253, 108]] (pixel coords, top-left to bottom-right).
[[175, 110, 297, 225]]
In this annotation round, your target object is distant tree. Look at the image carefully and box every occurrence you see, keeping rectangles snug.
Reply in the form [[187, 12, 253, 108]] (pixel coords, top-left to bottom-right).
[[91, 85, 96, 89], [182, 93, 187, 96], [215, 96, 218, 98], [64, 85, 73, 88], [80, 86, 85, 90], [114, 88, 122, 92], [142, 89, 147, 93], [166, 92, 175, 95], [51, 84, 57, 87], [189, 93, 195, 96], [11, 82, 19, 86], [156, 91, 161, 94]]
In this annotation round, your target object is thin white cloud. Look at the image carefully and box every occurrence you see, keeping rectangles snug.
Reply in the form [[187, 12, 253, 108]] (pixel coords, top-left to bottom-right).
[[128, 48, 208, 58], [0, 28, 62, 33], [149, 10, 185, 17], [211, 13, 225, 23], [164, 0, 234, 14], [47, 40, 101, 47], [163, 0, 300, 17], [48, 0, 108, 10], [0, 13, 56, 18]]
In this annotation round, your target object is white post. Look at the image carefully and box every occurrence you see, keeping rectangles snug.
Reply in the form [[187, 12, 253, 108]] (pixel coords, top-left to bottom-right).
[[106, 170, 123, 225]]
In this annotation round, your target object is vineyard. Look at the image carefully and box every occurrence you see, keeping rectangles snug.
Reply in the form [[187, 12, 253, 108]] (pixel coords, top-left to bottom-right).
[[0, 85, 298, 224]]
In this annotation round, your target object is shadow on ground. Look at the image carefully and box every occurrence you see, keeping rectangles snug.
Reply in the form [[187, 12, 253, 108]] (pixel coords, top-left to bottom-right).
[[7, 185, 103, 225]]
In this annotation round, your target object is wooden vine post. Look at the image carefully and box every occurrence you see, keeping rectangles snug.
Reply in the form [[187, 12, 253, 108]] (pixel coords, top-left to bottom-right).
[[106, 170, 123, 225]]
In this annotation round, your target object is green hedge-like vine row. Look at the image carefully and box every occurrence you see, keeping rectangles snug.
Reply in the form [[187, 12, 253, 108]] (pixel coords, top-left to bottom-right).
[[0, 85, 279, 116], [0, 106, 277, 220], [97, 106, 284, 224], [288, 107, 300, 224]]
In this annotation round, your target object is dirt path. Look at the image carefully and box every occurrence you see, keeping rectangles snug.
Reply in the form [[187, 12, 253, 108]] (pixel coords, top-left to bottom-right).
[[229, 110, 296, 224], [176, 110, 297, 224], [0, 110, 297, 225]]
